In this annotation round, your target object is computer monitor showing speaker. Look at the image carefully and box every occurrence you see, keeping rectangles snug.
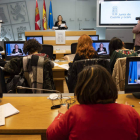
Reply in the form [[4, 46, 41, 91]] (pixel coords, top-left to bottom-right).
[[92, 40, 110, 58], [89, 35, 99, 41], [4, 41, 26, 61], [26, 36, 43, 44], [125, 57, 140, 98]]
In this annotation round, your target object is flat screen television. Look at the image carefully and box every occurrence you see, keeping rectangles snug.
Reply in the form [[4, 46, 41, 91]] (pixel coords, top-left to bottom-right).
[[92, 40, 110, 58], [26, 36, 43, 44], [89, 35, 99, 41], [4, 41, 26, 60], [99, 1, 140, 26], [125, 57, 140, 99]]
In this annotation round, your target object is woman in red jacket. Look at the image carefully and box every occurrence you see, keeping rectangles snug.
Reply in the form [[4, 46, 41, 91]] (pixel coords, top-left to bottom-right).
[[47, 65, 140, 140]]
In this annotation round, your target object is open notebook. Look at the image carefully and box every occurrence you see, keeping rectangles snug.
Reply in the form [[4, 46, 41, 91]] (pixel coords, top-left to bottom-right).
[[0, 103, 19, 126]]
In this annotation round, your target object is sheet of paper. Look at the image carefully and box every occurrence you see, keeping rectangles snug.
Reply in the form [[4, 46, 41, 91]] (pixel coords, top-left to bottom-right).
[[64, 54, 75, 62], [53, 62, 60, 67], [57, 64, 69, 70], [0, 106, 5, 126], [60, 24, 65, 27], [1, 103, 19, 118], [55, 30, 66, 44]]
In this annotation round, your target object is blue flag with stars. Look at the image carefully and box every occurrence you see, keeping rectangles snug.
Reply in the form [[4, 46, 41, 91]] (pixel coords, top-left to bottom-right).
[[129, 61, 137, 83], [48, 1, 53, 29]]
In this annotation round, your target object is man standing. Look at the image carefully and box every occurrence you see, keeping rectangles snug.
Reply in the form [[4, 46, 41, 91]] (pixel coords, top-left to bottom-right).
[[133, 19, 140, 51]]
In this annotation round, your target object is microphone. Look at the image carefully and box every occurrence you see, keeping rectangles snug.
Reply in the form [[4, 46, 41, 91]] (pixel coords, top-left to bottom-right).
[[17, 86, 64, 109], [17, 86, 60, 93]]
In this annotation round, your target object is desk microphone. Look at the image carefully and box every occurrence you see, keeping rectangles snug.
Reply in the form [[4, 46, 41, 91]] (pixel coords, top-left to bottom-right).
[[17, 86, 64, 109]]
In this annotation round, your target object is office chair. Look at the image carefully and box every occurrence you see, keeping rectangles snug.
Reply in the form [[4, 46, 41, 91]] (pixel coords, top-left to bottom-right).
[[41, 44, 53, 60], [0, 68, 7, 96], [124, 43, 134, 50], [71, 43, 78, 54], [67, 58, 111, 93]]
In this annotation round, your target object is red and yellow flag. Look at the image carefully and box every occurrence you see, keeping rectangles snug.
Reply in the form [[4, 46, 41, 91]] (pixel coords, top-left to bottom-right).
[[35, 0, 41, 30], [42, 0, 47, 30]]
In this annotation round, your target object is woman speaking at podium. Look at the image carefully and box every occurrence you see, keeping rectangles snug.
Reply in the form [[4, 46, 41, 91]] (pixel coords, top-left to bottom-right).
[[54, 15, 68, 29]]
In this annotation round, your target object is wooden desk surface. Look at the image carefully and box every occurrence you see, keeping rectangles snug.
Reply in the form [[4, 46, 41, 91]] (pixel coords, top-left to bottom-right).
[[0, 135, 41, 140], [0, 93, 140, 135]]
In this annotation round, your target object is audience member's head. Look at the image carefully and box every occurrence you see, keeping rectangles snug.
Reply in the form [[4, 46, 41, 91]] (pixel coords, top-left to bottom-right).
[[109, 37, 124, 56], [75, 65, 118, 104], [76, 34, 97, 59], [23, 39, 42, 55]]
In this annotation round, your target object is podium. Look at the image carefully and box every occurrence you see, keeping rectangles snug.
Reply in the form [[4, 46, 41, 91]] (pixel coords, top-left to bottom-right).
[[0, 20, 3, 41]]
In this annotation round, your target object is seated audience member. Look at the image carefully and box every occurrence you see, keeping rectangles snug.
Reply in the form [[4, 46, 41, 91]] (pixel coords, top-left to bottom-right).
[[109, 37, 137, 73], [97, 43, 107, 54], [65, 34, 98, 63], [47, 65, 140, 140], [4, 39, 55, 92]]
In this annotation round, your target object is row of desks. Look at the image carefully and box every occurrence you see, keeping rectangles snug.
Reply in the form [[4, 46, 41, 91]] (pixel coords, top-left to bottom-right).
[[0, 93, 140, 140]]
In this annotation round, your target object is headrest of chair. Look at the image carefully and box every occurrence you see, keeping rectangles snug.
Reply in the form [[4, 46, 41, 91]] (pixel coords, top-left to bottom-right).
[[0, 46, 3, 51]]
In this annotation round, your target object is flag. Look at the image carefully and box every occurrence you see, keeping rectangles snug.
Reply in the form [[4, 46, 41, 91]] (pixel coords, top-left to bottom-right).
[[129, 61, 137, 83], [35, 0, 41, 30], [42, 0, 47, 30], [6, 44, 11, 56], [48, 1, 54, 29]]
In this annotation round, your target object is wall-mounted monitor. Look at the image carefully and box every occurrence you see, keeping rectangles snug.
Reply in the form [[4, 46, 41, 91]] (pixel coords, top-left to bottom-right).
[[26, 36, 43, 44], [99, 1, 140, 26], [4, 41, 26, 60]]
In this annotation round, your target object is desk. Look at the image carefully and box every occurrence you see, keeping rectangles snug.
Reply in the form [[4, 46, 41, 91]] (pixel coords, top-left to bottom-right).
[[25, 30, 96, 46], [53, 50, 71, 59], [0, 93, 140, 140], [52, 61, 68, 93], [0, 135, 41, 140]]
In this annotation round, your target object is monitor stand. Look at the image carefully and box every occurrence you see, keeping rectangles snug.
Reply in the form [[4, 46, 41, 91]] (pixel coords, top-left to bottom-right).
[[132, 93, 140, 99]]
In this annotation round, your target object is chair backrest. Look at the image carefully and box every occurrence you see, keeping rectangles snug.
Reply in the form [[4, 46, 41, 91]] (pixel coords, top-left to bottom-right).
[[112, 57, 126, 91], [41, 44, 53, 60], [71, 43, 78, 54], [124, 43, 134, 50], [67, 58, 111, 93], [0, 68, 7, 96]]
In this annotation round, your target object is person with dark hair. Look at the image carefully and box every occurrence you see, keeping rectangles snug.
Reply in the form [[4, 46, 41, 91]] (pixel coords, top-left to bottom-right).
[[54, 15, 68, 29], [12, 44, 22, 55], [47, 65, 140, 140], [109, 37, 137, 73], [97, 43, 107, 54], [4, 39, 55, 92]]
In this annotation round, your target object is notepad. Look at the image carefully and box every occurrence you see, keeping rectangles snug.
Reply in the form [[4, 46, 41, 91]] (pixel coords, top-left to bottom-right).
[[1, 103, 19, 118]]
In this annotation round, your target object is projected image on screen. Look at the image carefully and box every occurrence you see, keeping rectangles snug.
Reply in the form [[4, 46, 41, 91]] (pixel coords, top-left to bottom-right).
[[100, 1, 140, 25], [128, 61, 140, 84], [6, 43, 26, 56], [26, 37, 43, 44], [92, 42, 109, 55]]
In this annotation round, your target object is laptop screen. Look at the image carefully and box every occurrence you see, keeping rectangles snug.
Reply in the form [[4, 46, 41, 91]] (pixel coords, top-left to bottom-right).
[[5, 43, 26, 57], [26, 36, 43, 44], [90, 35, 99, 41], [128, 61, 140, 85], [92, 41, 110, 55]]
